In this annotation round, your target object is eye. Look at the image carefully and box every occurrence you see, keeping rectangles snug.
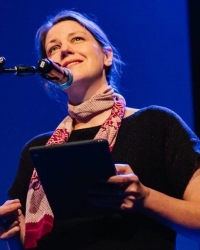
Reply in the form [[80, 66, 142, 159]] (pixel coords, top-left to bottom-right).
[[48, 45, 60, 55], [71, 37, 84, 43]]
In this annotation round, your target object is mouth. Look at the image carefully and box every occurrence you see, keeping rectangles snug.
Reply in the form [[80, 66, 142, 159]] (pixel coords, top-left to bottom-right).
[[62, 60, 82, 69]]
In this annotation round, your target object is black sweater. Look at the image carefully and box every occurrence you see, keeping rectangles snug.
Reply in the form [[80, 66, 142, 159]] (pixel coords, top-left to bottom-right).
[[8, 106, 200, 250]]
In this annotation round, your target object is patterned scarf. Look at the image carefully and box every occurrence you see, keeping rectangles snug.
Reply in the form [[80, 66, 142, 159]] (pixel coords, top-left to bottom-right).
[[24, 86, 126, 249]]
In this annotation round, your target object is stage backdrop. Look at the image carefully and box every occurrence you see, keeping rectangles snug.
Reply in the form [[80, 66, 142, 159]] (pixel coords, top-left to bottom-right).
[[0, 1, 198, 249]]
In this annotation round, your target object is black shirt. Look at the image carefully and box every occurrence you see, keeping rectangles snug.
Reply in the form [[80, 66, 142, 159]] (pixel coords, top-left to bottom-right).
[[8, 106, 200, 250]]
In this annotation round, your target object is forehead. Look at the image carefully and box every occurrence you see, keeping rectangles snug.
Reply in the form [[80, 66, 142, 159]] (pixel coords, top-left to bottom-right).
[[45, 20, 94, 43]]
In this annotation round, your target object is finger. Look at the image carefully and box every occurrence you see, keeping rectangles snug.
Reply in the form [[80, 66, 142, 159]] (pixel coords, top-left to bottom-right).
[[0, 226, 20, 239], [8, 220, 20, 229], [121, 200, 135, 210], [0, 219, 19, 230], [120, 192, 139, 210], [115, 164, 134, 175], [0, 213, 20, 230], [17, 209, 22, 217], [0, 203, 21, 216], [0, 208, 20, 230], [3, 200, 20, 206], [107, 174, 138, 184]]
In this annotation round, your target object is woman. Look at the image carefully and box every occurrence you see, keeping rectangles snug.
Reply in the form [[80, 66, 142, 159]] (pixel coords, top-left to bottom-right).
[[0, 9, 200, 250]]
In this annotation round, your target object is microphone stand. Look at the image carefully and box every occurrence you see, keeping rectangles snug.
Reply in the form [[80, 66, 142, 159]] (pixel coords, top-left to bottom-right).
[[0, 57, 37, 76]]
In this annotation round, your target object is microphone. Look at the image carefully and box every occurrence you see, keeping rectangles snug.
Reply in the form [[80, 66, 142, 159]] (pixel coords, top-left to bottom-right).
[[37, 58, 73, 90]]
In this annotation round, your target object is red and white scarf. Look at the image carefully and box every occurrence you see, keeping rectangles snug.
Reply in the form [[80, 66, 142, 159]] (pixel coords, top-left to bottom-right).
[[24, 86, 126, 249]]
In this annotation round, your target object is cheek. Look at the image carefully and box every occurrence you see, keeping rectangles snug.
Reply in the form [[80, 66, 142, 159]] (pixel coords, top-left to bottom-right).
[[90, 45, 105, 66], [91, 50, 104, 68], [47, 53, 60, 62]]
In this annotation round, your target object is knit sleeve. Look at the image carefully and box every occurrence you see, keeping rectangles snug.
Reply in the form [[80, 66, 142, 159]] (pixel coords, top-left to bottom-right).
[[162, 107, 200, 198], [7, 132, 52, 214]]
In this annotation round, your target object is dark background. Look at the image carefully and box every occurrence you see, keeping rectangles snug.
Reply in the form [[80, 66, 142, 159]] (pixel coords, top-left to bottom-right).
[[0, 0, 199, 249]]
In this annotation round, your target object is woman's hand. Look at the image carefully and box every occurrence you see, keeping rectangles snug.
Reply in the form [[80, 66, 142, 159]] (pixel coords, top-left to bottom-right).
[[0, 199, 22, 239], [109, 164, 150, 211], [89, 164, 150, 211]]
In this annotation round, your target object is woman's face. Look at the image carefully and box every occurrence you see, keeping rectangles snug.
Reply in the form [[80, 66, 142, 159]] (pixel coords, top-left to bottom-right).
[[45, 20, 112, 92]]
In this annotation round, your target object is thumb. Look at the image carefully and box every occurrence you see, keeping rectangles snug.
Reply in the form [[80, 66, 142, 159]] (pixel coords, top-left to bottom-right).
[[115, 164, 134, 175]]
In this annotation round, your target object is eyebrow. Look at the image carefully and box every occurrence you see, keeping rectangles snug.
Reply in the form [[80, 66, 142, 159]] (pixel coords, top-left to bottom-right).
[[46, 31, 87, 45]]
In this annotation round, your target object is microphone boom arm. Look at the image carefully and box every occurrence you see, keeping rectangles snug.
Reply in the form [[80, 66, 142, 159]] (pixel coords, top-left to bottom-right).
[[0, 57, 37, 76], [0, 57, 73, 89]]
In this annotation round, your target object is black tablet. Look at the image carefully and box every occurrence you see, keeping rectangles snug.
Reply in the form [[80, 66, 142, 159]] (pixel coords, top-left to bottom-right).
[[29, 139, 115, 220]]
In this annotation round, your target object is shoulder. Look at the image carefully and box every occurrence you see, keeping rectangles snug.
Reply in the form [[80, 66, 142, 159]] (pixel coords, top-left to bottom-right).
[[26, 131, 53, 146], [126, 105, 185, 122], [21, 131, 53, 154], [122, 105, 197, 138]]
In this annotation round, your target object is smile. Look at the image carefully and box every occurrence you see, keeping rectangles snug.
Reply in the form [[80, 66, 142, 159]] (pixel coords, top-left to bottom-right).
[[63, 60, 82, 68]]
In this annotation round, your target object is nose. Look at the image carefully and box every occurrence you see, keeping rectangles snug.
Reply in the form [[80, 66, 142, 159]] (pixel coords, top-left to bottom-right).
[[61, 50, 71, 59], [61, 44, 74, 59]]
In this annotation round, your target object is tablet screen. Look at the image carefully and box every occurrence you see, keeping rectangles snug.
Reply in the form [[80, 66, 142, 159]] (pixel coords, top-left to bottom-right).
[[29, 139, 115, 220]]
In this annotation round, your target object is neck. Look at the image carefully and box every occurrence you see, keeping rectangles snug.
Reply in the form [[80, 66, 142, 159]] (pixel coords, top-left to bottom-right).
[[65, 79, 109, 105]]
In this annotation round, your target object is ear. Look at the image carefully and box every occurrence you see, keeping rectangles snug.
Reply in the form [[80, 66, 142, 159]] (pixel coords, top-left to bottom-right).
[[103, 47, 113, 67]]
